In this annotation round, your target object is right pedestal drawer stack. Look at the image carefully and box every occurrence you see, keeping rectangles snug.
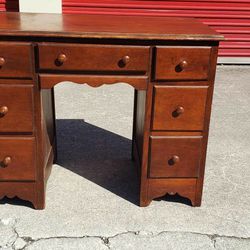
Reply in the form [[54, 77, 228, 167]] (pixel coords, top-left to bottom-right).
[[145, 45, 218, 206]]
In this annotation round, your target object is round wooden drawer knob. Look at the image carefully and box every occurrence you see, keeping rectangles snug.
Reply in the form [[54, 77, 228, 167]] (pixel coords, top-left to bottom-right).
[[122, 55, 130, 65], [56, 53, 67, 65], [176, 106, 185, 115], [0, 106, 8, 117], [175, 60, 188, 72], [168, 155, 180, 166], [118, 55, 130, 68], [172, 106, 184, 118], [1, 156, 12, 168], [0, 57, 5, 67]]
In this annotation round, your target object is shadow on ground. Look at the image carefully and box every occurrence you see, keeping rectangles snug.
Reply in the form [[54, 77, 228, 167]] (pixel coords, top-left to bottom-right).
[[55, 119, 140, 205], [55, 119, 191, 206]]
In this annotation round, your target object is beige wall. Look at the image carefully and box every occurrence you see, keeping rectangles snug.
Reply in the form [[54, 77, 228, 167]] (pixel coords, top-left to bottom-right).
[[19, 0, 62, 13]]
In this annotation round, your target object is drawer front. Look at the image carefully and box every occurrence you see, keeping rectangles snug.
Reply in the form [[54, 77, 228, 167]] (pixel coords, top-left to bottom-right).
[[155, 46, 211, 80], [0, 85, 34, 133], [152, 86, 208, 131], [0, 43, 33, 78], [149, 136, 202, 178], [38, 44, 150, 72], [0, 137, 36, 181]]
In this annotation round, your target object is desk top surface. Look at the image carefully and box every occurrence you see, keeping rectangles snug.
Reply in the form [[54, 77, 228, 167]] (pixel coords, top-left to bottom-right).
[[0, 12, 223, 41]]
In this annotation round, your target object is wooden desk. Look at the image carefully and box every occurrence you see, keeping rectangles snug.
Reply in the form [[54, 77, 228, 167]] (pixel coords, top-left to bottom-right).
[[0, 13, 223, 209]]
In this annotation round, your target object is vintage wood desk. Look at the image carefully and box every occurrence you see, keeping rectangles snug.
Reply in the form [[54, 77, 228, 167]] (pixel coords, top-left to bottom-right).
[[0, 13, 223, 209]]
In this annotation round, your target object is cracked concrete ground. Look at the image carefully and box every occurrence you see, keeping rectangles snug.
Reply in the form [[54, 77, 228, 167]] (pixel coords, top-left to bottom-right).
[[0, 65, 250, 249]]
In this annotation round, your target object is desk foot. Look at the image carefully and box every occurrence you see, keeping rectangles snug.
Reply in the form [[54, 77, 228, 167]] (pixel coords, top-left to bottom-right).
[[140, 198, 152, 207], [0, 182, 40, 209], [191, 196, 202, 207], [142, 178, 198, 207], [32, 196, 45, 210]]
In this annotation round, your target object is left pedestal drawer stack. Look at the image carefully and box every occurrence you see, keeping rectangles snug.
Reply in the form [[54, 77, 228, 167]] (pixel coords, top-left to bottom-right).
[[0, 42, 37, 206]]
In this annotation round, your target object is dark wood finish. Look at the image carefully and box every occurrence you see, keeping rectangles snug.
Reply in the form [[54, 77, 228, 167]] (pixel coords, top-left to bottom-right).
[[0, 85, 34, 133], [147, 178, 197, 207], [194, 46, 219, 207], [0, 13, 223, 41], [152, 86, 208, 131], [38, 44, 150, 72], [0, 79, 34, 85], [0, 137, 36, 181], [0, 13, 222, 209], [155, 46, 211, 80], [149, 136, 202, 178], [134, 90, 147, 160], [0, 43, 33, 78], [0, 182, 37, 208], [151, 131, 202, 136], [39, 74, 148, 90], [131, 89, 138, 161]]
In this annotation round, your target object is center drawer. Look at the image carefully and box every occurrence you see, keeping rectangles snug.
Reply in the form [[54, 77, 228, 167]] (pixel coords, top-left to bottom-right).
[[38, 44, 150, 73], [0, 137, 36, 181]]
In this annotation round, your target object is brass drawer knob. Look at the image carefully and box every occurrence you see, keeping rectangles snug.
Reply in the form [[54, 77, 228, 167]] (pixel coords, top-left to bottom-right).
[[1, 156, 12, 168], [172, 106, 184, 117], [175, 60, 188, 72], [0, 106, 8, 117], [56, 53, 67, 66], [168, 155, 180, 166], [0, 57, 5, 67], [118, 55, 130, 68]]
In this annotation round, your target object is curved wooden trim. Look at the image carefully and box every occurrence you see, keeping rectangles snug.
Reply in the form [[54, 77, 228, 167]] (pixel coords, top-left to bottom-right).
[[0, 182, 37, 208], [146, 178, 198, 206], [39, 74, 148, 90]]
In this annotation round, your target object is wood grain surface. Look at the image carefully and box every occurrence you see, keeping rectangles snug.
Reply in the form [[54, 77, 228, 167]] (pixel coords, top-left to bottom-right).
[[0, 12, 223, 41]]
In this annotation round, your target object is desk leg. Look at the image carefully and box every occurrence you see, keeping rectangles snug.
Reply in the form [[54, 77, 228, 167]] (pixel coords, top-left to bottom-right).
[[32, 88, 56, 209], [51, 87, 57, 164], [135, 85, 153, 207], [131, 89, 138, 161]]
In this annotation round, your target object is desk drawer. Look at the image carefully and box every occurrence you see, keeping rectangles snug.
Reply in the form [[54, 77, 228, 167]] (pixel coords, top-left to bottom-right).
[[152, 86, 208, 131], [38, 44, 150, 73], [149, 136, 202, 178], [0, 43, 33, 78], [0, 137, 36, 181], [154, 46, 211, 80], [0, 85, 34, 133]]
